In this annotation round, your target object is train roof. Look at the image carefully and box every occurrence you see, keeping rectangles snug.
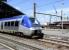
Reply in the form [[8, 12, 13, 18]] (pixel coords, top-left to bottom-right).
[[0, 1, 24, 18], [0, 15, 31, 21], [0, 16, 23, 21]]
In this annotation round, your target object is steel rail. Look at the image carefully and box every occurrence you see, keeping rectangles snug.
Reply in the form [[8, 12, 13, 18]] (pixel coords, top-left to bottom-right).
[[0, 35, 42, 50]]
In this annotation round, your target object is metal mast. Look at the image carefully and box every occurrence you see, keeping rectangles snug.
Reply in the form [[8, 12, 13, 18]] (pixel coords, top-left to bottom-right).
[[33, 3, 36, 19], [61, 10, 63, 34]]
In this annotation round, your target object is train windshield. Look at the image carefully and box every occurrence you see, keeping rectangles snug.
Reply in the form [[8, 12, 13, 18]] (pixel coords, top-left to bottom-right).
[[29, 18, 41, 27]]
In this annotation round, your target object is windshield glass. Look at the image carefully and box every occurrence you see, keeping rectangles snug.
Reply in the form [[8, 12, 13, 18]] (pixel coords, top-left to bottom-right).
[[29, 17, 40, 27]]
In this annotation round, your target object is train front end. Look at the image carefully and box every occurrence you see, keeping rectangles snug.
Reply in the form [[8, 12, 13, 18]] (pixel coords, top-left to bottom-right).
[[29, 17, 44, 39], [21, 16, 44, 39], [31, 27, 44, 39]]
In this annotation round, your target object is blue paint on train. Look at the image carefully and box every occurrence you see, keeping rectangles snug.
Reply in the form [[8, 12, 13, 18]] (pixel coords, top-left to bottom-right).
[[21, 16, 32, 28]]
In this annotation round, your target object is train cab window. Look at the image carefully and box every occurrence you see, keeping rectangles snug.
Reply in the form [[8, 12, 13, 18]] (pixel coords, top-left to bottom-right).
[[21, 19, 24, 25], [11, 21, 14, 26], [29, 18, 35, 23], [15, 21, 19, 26]]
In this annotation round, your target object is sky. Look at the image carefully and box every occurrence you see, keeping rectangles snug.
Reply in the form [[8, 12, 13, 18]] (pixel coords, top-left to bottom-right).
[[7, 0, 69, 24]]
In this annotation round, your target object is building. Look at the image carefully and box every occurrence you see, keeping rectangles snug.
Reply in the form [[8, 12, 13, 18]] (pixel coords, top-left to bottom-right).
[[0, 0, 24, 18], [47, 21, 69, 29], [0, 0, 7, 2]]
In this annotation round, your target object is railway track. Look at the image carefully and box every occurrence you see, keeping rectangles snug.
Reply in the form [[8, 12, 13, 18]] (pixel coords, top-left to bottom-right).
[[0, 33, 42, 50], [38, 37, 69, 48], [0, 33, 49, 50], [0, 42, 16, 50], [0, 33, 61, 50], [0, 33, 69, 50]]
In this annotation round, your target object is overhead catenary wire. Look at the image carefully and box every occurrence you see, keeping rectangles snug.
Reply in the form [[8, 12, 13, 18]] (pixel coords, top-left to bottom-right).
[[37, 0, 64, 9]]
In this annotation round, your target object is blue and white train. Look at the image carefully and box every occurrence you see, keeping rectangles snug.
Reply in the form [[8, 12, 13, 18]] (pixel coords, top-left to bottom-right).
[[0, 15, 44, 39]]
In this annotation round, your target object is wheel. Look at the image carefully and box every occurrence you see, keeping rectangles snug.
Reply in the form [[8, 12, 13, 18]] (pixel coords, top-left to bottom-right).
[[20, 33, 24, 37], [38, 33, 44, 39], [15, 32, 20, 36]]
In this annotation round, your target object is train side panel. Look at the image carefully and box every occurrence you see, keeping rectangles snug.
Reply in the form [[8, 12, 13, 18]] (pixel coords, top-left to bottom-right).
[[19, 25, 33, 36], [0, 19, 20, 33], [0, 22, 3, 31]]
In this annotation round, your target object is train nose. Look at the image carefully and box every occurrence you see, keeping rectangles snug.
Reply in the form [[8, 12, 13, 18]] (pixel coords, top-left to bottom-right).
[[34, 30, 41, 33], [33, 30, 44, 39]]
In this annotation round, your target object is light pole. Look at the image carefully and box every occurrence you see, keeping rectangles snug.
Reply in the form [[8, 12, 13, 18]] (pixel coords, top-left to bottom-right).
[[61, 1, 64, 34], [61, 10, 64, 34], [53, 5, 57, 22], [33, 3, 36, 18]]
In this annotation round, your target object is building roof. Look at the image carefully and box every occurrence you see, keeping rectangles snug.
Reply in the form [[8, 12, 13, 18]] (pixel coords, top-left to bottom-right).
[[0, 0, 7, 2], [47, 21, 69, 29], [49, 21, 69, 25], [58, 21, 69, 24], [0, 1, 24, 18]]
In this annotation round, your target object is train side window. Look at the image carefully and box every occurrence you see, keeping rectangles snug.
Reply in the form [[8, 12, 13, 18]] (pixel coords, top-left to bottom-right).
[[7, 22, 10, 26], [11, 21, 14, 26], [15, 21, 19, 26], [1, 22, 3, 29], [4, 22, 7, 26]]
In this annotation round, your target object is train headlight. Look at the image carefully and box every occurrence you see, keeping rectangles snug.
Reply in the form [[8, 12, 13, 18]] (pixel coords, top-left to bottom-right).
[[29, 28, 35, 30]]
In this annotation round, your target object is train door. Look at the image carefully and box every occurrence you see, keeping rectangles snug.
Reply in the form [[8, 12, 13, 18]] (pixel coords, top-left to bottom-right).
[[14, 21, 19, 31]]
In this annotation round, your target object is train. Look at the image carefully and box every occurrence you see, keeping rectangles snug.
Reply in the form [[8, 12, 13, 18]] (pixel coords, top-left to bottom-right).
[[0, 15, 44, 39]]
